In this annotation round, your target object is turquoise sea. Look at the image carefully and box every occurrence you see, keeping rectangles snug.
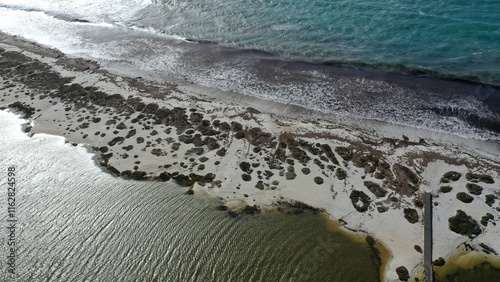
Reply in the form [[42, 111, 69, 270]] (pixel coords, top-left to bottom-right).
[[137, 0, 500, 84]]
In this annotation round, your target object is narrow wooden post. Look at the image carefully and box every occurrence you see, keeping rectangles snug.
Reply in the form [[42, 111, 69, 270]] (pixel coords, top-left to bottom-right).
[[424, 192, 433, 282]]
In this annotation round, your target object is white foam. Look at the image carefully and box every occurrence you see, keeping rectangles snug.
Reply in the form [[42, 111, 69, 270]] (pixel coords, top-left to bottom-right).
[[0, 0, 152, 22]]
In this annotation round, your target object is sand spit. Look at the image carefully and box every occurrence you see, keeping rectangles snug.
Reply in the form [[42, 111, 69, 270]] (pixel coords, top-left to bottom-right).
[[1, 33, 499, 281]]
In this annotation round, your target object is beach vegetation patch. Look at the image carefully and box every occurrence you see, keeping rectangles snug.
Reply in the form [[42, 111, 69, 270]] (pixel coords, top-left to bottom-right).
[[395, 266, 409, 281], [319, 144, 339, 165], [403, 208, 419, 224], [465, 183, 483, 195], [291, 147, 310, 164], [374, 172, 385, 179], [313, 158, 325, 169], [440, 186, 453, 193], [192, 135, 204, 147], [479, 243, 497, 255], [8, 101, 35, 118], [106, 165, 120, 175], [335, 146, 353, 161], [363, 181, 387, 198], [393, 164, 419, 196], [377, 206, 388, 213], [301, 167, 311, 175], [285, 166, 297, 180], [480, 213, 494, 226], [136, 137, 145, 144], [130, 171, 147, 180], [172, 174, 193, 187], [255, 181, 264, 190], [433, 257, 445, 266], [171, 142, 180, 151], [275, 200, 324, 214], [264, 170, 274, 179], [185, 147, 204, 156], [108, 136, 125, 146], [234, 131, 245, 139], [178, 135, 193, 144], [120, 170, 132, 178], [413, 198, 424, 208], [349, 190, 371, 212], [244, 127, 275, 147], [440, 171, 461, 183], [456, 192, 474, 203], [239, 162, 252, 173], [204, 137, 220, 150], [157, 172, 171, 181], [241, 174, 252, 181], [448, 210, 481, 238], [215, 147, 226, 157], [125, 129, 137, 138], [314, 176, 323, 185], [230, 121, 243, 131], [116, 122, 127, 130], [275, 147, 287, 162], [242, 205, 260, 215], [485, 194, 496, 207], [466, 172, 494, 184], [393, 164, 419, 184], [151, 148, 167, 156], [123, 145, 133, 151], [219, 122, 231, 131]]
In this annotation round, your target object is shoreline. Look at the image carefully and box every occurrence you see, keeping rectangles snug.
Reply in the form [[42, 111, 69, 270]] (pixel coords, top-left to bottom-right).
[[2, 33, 500, 281]]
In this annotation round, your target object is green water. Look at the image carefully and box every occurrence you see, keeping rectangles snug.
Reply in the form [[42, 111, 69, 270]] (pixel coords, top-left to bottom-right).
[[436, 264, 500, 282]]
